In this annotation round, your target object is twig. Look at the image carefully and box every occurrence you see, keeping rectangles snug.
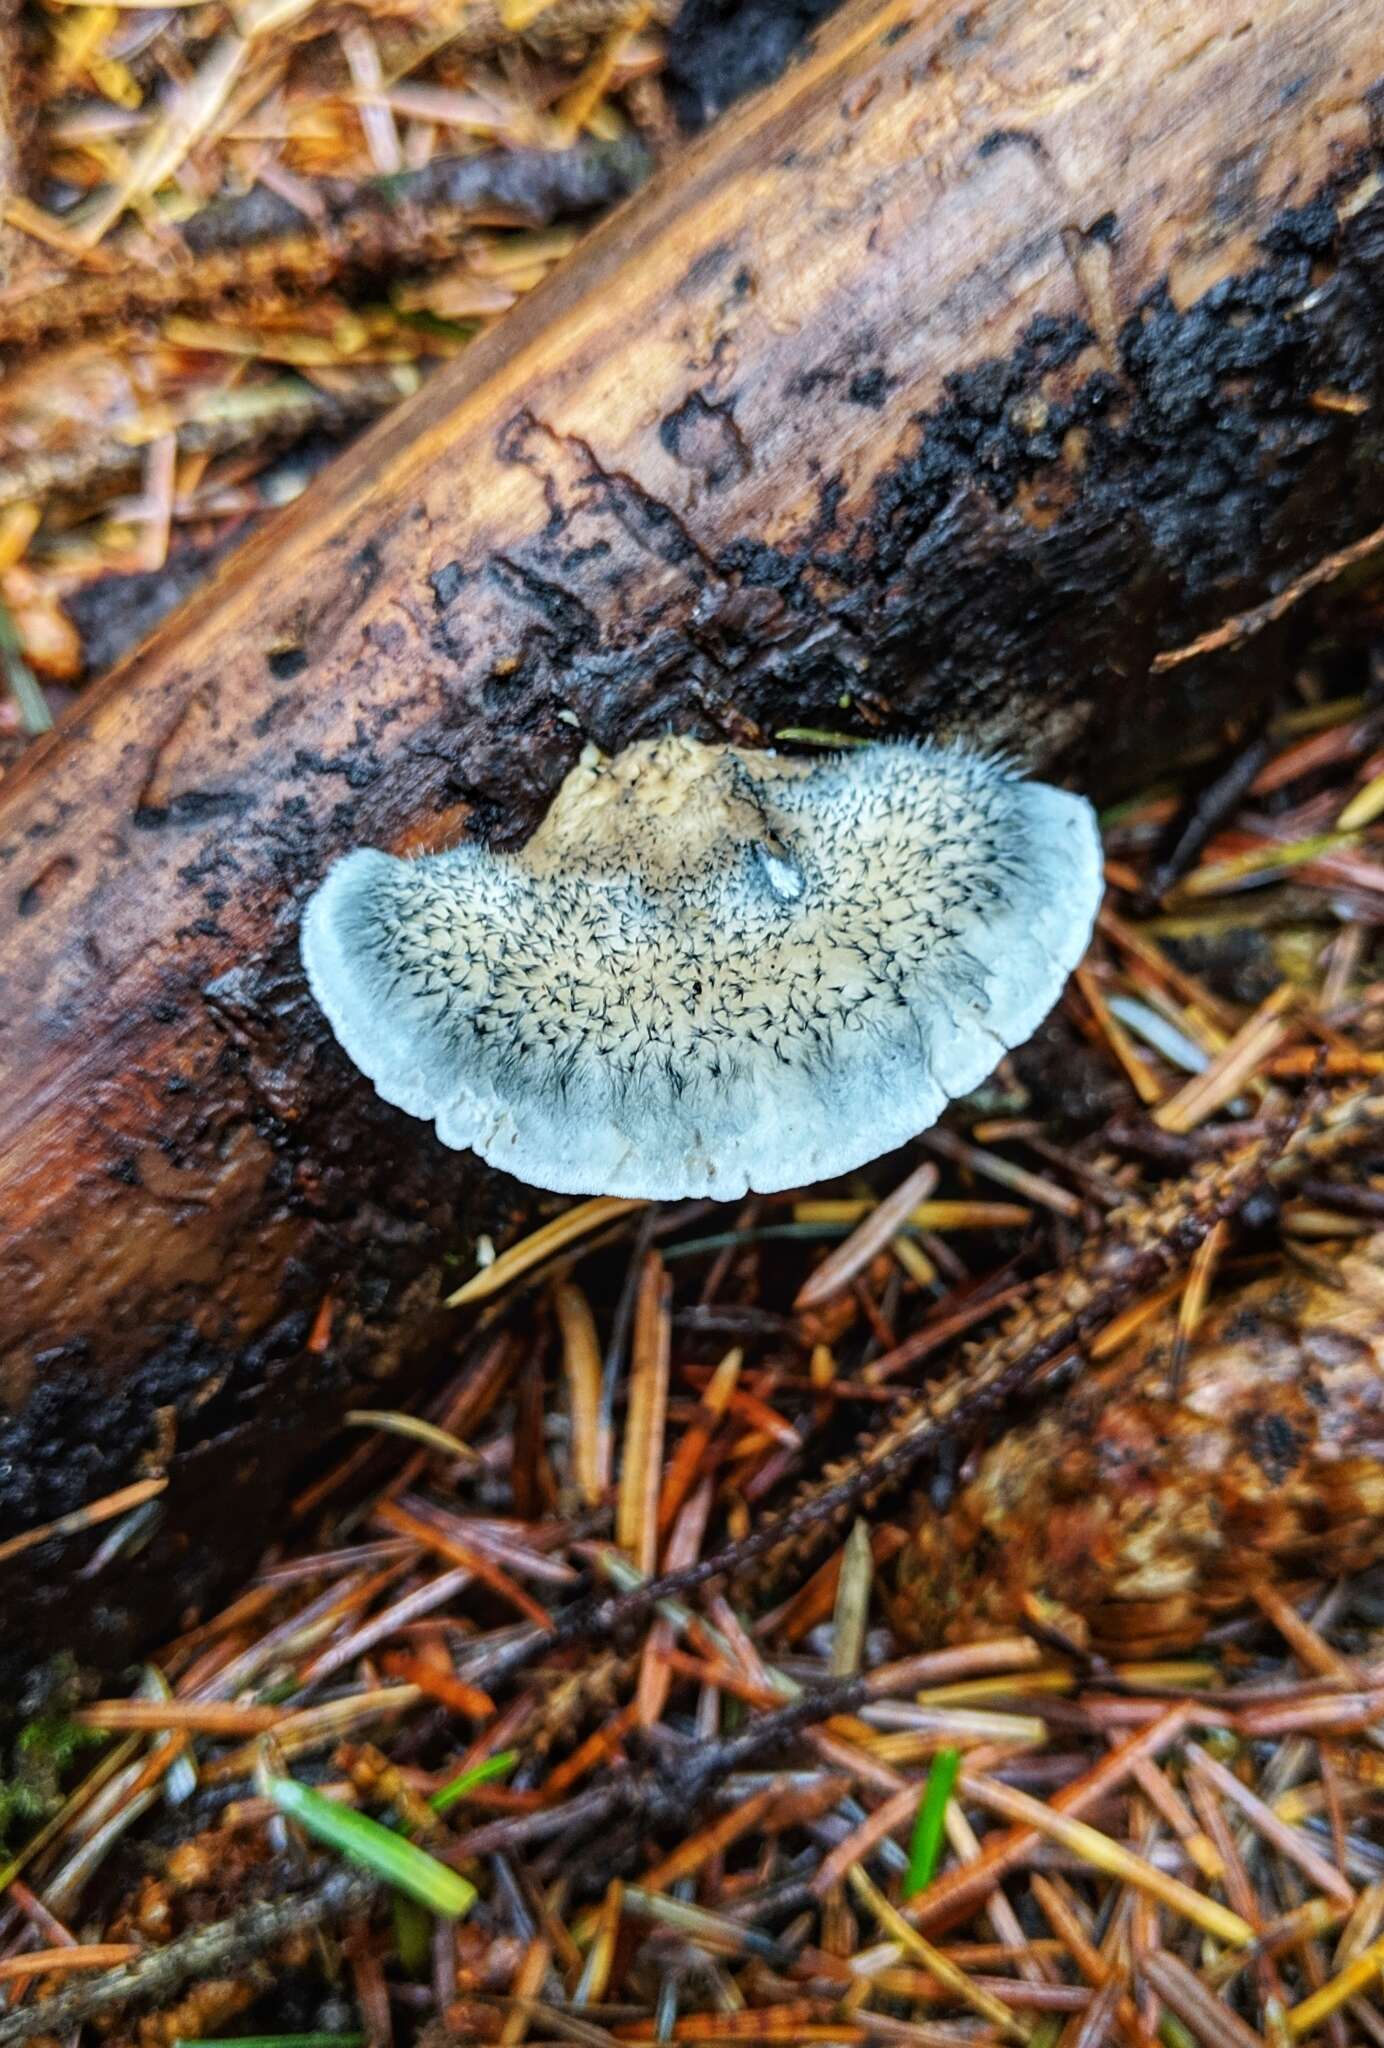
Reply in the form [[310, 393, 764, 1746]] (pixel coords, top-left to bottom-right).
[[0, 1870, 377, 2046], [467, 1124, 1278, 1686], [0, 140, 649, 353], [1141, 716, 1276, 903], [476, 1081, 1384, 1714], [0, 371, 407, 516]]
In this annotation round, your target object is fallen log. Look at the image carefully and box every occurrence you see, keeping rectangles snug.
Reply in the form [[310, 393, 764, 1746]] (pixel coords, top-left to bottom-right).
[[1, 0, 1382, 1683]]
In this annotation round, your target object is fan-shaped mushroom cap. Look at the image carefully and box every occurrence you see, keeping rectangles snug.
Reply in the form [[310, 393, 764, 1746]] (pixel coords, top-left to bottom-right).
[[301, 737, 1101, 1198]]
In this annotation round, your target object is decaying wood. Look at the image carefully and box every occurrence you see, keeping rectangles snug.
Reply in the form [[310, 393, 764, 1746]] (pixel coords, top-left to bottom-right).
[[896, 1226, 1384, 1659], [1, 0, 1383, 1682]]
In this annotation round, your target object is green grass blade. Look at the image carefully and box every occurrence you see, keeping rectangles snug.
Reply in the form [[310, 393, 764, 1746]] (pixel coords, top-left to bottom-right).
[[266, 1776, 475, 1918], [174, 2036, 365, 2047], [903, 1747, 961, 1898], [429, 1748, 518, 1814], [393, 1892, 432, 1975]]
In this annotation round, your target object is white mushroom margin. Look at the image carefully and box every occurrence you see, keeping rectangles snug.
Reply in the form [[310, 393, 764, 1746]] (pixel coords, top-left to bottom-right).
[[301, 736, 1103, 1198]]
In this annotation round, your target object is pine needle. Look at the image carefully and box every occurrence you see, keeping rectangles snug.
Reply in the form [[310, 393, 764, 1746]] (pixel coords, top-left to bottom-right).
[[446, 1198, 645, 1305], [264, 1777, 476, 1919], [904, 1747, 961, 1898]]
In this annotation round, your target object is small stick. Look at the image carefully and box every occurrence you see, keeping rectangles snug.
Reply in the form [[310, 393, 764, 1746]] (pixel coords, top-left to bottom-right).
[[0, 141, 651, 354], [0, 1872, 376, 2047], [1141, 718, 1277, 903]]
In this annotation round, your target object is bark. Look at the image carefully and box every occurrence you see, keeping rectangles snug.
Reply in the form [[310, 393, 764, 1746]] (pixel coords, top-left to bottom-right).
[[1, 0, 1383, 1680]]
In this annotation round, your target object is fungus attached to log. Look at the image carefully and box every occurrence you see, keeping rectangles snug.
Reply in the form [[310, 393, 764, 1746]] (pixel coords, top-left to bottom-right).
[[302, 736, 1101, 1197]]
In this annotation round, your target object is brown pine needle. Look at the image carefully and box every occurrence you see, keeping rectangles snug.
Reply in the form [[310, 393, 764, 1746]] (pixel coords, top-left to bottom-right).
[[446, 1197, 646, 1304], [1097, 905, 1243, 1032], [1183, 1744, 1355, 1907], [1154, 985, 1297, 1132], [1128, 1757, 1225, 1883], [1169, 1215, 1227, 1389], [921, 1126, 1082, 1219], [952, 1769, 1253, 1946], [378, 1653, 494, 1722], [1251, 1585, 1359, 1683], [1063, 1975, 1126, 2048], [0, 1476, 168, 1568], [796, 1197, 1032, 1231], [657, 1346, 741, 1537], [1074, 963, 1164, 1105], [641, 1785, 778, 1893], [1152, 518, 1384, 672], [554, 1280, 607, 1507], [617, 1252, 671, 1577], [0, 1947, 140, 1982], [500, 1934, 553, 2044], [74, 1700, 285, 1734], [1141, 1949, 1268, 2048], [1030, 1875, 1131, 2016], [374, 1500, 554, 1631], [1088, 1279, 1185, 1360], [795, 1161, 940, 1308]]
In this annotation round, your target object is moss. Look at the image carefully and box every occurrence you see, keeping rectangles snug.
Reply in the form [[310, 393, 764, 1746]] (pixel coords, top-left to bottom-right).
[[0, 1655, 103, 1848]]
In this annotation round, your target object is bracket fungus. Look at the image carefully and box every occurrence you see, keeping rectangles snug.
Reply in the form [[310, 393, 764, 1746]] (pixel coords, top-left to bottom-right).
[[301, 737, 1101, 1199]]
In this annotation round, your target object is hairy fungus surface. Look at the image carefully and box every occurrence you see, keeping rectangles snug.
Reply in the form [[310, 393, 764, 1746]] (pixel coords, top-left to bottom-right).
[[301, 736, 1101, 1197]]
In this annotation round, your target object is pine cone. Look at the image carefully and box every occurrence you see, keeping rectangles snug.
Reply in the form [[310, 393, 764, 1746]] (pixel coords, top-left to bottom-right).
[[894, 1232, 1384, 1658]]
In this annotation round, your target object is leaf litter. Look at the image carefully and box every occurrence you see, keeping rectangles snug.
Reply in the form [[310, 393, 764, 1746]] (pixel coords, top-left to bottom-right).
[[0, 0, 669, 733]]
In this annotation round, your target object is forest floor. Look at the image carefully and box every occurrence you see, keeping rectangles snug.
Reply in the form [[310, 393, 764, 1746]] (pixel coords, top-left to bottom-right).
[[0, 608, 1382, 2044], [2, 5, 1384, 2043]]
